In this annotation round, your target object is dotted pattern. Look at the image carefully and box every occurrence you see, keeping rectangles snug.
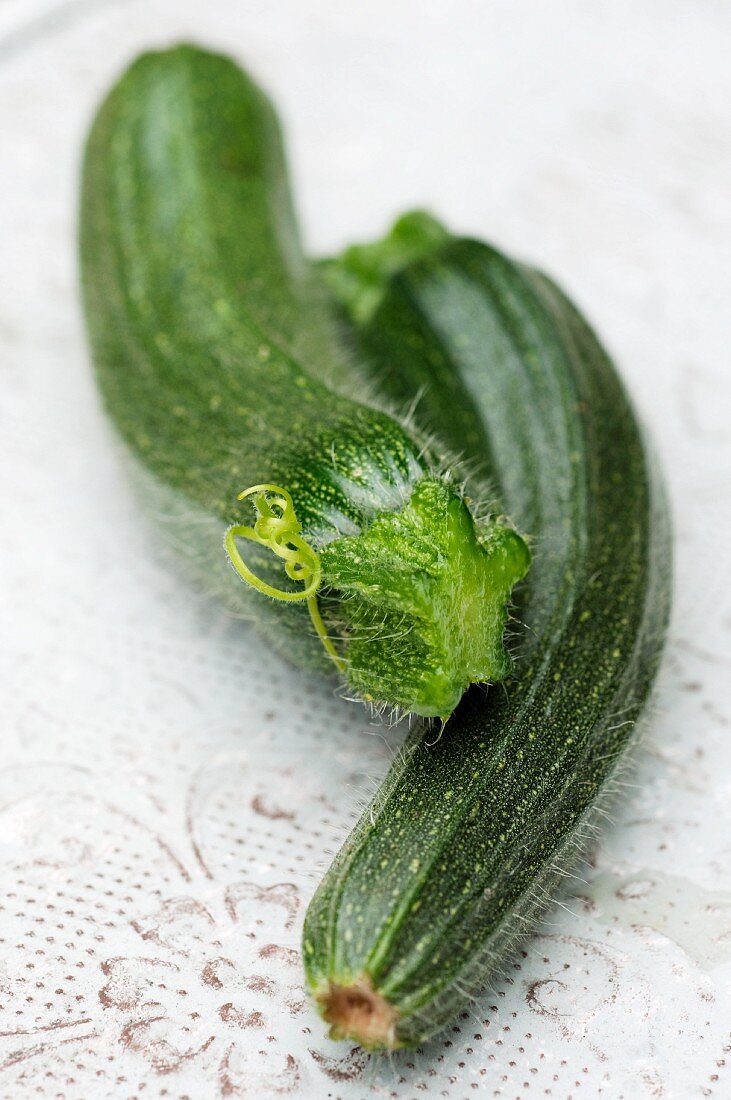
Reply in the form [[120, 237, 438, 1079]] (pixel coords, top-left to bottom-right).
[[2, 1, 731, 1098]]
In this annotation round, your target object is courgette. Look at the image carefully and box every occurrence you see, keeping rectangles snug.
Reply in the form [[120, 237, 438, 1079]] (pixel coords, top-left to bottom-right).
[[80, 48, 529, 718], [303, 214, 672, 1047]]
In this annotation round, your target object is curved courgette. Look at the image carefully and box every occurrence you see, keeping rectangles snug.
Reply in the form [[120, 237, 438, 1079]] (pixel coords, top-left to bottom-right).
[[80, 48, 529, 718], [303, 215, 672, 1047]]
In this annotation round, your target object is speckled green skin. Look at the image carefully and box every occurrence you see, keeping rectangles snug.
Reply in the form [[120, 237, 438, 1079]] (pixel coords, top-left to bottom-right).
[[303, 215, 672, 1045], [79, 49, 529, 717]]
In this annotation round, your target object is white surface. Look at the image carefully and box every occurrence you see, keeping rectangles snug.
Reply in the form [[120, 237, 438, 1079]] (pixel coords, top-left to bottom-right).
[[2, 2, 731, 1097]]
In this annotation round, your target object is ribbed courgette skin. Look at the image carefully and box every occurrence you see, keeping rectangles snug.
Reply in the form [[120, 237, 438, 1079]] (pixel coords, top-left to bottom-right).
[[304, 218, 672, 1046], [80, 50, 529, 717]]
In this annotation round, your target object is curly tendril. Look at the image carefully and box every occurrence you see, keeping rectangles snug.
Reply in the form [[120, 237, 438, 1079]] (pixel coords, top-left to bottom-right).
[[224, 484, 345, 672], [225, 484, 320, 599]]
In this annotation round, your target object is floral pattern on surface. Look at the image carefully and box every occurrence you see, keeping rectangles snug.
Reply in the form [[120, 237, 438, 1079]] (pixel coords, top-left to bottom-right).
[[96, 885, 364, 1094]]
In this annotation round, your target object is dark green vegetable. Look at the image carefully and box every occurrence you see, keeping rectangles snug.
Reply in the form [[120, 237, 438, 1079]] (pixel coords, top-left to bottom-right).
[[80, 47, 529, 718], [303, 214, 672, 1047], [79, 42, 670, 1049]]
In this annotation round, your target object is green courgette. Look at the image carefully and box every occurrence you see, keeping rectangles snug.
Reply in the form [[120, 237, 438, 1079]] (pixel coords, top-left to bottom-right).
[[80, 47, 529, 718], [303, 214, 672, 1047]]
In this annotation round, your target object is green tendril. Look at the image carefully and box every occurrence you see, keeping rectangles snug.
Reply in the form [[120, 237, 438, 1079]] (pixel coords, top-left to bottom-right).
[[224, 484, 345, 673]]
